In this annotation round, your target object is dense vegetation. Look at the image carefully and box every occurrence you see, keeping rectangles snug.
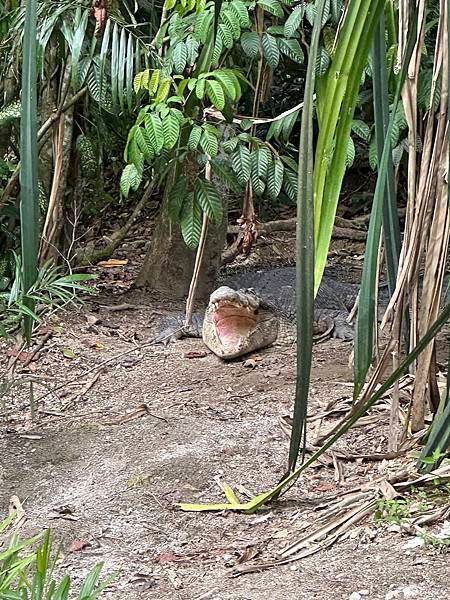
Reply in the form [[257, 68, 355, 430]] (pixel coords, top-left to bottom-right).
[[0, 0, 448, 586]]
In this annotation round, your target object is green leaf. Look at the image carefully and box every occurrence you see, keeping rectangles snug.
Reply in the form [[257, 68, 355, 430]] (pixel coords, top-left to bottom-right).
[[212, 33, 224, 66], [232, 145, 251, 184], [200, 127, 219, 157], [144, 114, 164, 153], [211, 158, 243, 194], [284, 6, 305, 38], [117, 27, 128, 111], [148, 69, 160, 95], [194, 179, 223, 224], [195, 78, 206, 99], [369, 137, 378, 170], [257, 0, 284, 17], [126, 33, 134, 111], [218, 23, 234, 49], [212, 70, 240, 101], [188, 125, 202, 150], [134, 127, 154, 161], [195, 10, 214, 43], [168, 176, 188, 222], [185, 36, 200, 65], [251, 147, 271, 195], [120, 164, 142, 198], [173, 42, 188, 74], [316, 46, 331, 76], [322, 26, 336, 56], [345, 136, 355, 168], [229, 0, 251, 28], [240, 32, 260, 60], [134, 69, 150, 93], [180, 193, 202, 248], [267, 158, 284, 198], [207, 79, 226, 110], [155, 78, 171, 103], [162, 112, 181, 150], [252, 146, 271, 180], [262, 34, 280, 69], [267, 118, 283, 140], [283, 167, 298, 201], [278, 38, 304, 63], [223, 137, 239, 153], [351, 119, 371, 141], [281, 110, 300, 141], [222, 9, 241, 40]]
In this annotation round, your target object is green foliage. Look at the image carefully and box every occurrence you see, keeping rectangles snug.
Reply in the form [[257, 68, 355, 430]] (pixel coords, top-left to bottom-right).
[[374, 497, 427, 526], [0, 100, 21, 126], [120, 0, 363, 250], [0, 253, 96, 338], [0, 519, 112, 598]]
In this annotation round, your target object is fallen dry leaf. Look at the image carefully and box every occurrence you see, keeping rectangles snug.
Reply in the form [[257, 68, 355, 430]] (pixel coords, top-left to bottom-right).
[[91, 341, 107, 350], [154, 550, 184, 564], [184, 351, 207, 359], [97, 258, 128, 267], [68, 539, 91, 553]]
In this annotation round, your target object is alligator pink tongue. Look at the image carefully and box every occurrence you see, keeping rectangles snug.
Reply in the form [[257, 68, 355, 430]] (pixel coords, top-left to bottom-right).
[[213, 308, 255, 350]]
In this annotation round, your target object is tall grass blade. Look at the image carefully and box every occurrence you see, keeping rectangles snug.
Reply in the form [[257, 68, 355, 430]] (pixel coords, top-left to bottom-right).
[[418, 385, 450, 473], [313, 0, 385, 292], [19, 0, 39, 343], [287, 0, 326, 473], [372, 12, 400, 294], [354, 3, 418, 398]]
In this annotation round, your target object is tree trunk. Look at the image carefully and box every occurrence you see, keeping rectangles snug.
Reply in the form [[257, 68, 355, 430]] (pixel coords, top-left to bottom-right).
[[136, 192, 227, 302]]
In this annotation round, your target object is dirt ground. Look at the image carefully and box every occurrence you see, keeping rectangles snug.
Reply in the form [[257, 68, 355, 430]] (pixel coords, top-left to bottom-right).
[[1, 243, 449, 600]]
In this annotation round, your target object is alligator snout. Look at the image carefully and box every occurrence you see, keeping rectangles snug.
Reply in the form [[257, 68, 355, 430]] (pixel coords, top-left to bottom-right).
[[202, 286, 279, 359]]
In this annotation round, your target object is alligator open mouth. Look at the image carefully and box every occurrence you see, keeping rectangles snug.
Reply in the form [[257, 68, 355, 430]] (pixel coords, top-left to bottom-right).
[[202, 286, 279, 359]]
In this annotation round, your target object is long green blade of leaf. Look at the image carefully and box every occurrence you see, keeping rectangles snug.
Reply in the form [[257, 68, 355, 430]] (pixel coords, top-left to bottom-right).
[[118, 27, 127, 111], [314, 0, 385, 291], [372, 11, 400, 294], [287, 0, 326, 473], [126, 32, 134, 111], [19, 0, 39, 343], [111, 23, 119, 108], [354, 3, 418, 398]]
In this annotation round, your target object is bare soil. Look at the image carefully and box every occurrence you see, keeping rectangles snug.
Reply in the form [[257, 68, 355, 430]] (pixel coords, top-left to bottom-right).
[[1, 241, 449, 600]]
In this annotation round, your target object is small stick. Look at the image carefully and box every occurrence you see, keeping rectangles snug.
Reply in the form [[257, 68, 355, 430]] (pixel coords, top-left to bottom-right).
[[184, 160, 211, 327]]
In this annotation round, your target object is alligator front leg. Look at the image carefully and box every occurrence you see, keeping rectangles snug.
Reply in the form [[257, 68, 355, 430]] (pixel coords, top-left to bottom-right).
[[153, 312, 205, 344], [314, 309, 354, 341]]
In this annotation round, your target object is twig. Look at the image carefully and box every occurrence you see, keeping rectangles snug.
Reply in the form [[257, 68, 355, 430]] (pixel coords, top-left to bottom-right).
[[34, 327, 184, 405], [61, 371, 102, 411], [227, 218, 367, 240], [22, 332, 53, 367], [184, 161, 211, 326]]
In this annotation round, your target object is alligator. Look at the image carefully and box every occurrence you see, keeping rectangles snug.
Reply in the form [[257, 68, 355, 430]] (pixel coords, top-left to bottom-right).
[[156, 266, 367, 359]]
